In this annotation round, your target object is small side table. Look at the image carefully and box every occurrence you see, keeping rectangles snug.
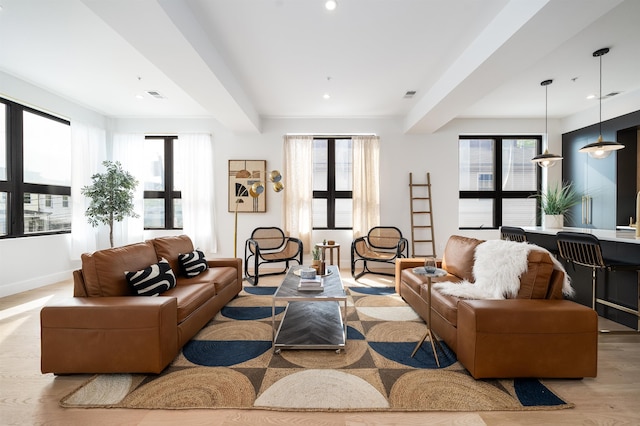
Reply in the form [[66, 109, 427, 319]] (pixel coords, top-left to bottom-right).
[[410, 266, 447, 366], [315, 243, 341, 268]]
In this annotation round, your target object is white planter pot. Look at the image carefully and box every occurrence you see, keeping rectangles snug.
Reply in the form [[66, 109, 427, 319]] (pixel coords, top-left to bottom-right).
[[544, 214, 564, 229]]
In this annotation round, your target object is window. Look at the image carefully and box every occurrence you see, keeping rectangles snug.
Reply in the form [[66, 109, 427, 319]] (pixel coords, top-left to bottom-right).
[[142, 136, 182, 229], [312, 137, 353, 229], [0, 97, 71, 238], [458, 136, 541, 229]]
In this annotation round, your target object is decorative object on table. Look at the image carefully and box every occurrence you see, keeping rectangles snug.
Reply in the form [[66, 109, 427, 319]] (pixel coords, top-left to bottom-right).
[[579, 48, 625, 159], [534, 181, 580, 229], [228, 160, 267, 213], [81, 160, 139, 248], [423, 257, 437, 274], [297, 274, 324, 292], [311, 246, 325, 275], [299, 267, 316, 279], [531, 79, 562, 167]]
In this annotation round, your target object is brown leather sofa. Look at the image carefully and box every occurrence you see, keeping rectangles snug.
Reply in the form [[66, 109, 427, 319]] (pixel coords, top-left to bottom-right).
[[395, 235, 598, 379], [41, 235, 242, 374]]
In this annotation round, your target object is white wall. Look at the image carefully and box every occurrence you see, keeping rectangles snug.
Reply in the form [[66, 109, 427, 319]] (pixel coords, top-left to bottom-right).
[[0, 72, 106, 297]]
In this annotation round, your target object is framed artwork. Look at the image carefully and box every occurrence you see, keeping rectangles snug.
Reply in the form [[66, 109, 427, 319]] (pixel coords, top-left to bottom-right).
[[228, 160, 267, 213]]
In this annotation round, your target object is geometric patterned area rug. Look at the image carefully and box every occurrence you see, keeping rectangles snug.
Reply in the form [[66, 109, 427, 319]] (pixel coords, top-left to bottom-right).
[[60, 284, 573, 411]]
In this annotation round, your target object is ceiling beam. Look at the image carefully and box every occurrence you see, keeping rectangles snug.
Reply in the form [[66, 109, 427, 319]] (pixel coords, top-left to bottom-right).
[[83, 0, 261, 133], [404, 0, 623, 134]]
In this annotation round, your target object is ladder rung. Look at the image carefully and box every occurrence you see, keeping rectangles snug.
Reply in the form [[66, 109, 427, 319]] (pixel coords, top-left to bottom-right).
[[412, 197, 431, 200], [410, 184, 431, 187], [414, 239, 433, 243], [413, 226, 432, 229], [413, 211, 431, 214]]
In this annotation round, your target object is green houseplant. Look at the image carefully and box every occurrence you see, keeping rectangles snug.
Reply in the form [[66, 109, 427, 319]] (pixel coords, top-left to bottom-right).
[[81, 161, 139, 247], [537, 182, 581, 228]]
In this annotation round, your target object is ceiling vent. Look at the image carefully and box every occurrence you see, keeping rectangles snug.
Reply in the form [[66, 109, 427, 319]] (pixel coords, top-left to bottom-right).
[[403, 90, 417, 99], [146, 90, 166, 99], [602, 91, 620, 99]]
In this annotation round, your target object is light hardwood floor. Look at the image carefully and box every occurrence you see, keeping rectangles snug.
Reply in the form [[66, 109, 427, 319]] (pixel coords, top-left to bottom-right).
[[1, 272, 639, 426]]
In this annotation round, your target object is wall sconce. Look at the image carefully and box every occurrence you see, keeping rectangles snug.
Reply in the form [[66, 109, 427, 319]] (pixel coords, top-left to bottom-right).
[[531, 79, 562, 168], [579, 48, 625, 159]]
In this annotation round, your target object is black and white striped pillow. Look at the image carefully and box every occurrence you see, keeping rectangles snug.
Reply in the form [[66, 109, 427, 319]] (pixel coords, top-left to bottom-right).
[[178, 249, 209, 277], [125, 258, 176, 296]]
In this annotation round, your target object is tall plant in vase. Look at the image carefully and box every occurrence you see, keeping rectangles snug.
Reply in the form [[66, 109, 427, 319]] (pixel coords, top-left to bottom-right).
[[81, 161, 139, 247], [537, 182, 580, 229]]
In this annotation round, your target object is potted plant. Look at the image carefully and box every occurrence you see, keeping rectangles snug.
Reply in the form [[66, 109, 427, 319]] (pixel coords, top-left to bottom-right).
[[311, 246, 325, 275], [537, 181, 581, 228], [81, 160, 139, 247]]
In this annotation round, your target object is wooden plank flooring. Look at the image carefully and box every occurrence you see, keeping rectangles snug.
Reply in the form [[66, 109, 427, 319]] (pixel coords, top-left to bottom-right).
[[1, 272, 639, 425]]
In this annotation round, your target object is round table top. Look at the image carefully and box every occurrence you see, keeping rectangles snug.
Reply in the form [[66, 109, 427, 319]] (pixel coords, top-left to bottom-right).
[[412, 267, 447, 278], [315, 242, 340, 248]]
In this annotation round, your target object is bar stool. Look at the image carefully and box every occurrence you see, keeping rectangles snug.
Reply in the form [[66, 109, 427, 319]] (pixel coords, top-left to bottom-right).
[[500, 226, 527, 242], [556, 231, 640, 332]]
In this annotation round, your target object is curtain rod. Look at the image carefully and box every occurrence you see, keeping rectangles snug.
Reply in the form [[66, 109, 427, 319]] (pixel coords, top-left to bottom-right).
[[285, 133, 377, 137]]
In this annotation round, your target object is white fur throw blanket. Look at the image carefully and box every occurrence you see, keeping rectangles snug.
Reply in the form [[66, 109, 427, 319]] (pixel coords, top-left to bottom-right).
[[433, 240, 574, 300]]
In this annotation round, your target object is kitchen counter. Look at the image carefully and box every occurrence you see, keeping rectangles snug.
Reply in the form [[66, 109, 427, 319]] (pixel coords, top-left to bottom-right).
[[521, 226, 640, 244]]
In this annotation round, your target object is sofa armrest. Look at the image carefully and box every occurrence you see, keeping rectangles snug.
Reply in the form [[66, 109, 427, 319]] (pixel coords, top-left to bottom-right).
[[456, 299, 598, 379], [394, 258, 426, 294], [207, 257, 242, 284], [41, 297, 178, 374]]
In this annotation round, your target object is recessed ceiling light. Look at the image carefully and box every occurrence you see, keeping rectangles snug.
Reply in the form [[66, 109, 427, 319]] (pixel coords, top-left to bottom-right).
[[135, 94, 144, 100], [325, 0, 337, 11], [586, 94, 596, 100], [323, 93, 331, 100]]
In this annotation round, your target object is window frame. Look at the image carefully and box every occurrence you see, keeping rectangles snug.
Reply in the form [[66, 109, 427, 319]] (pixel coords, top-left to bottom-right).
[[458, 135, 542, 230], [0, 96, 71, 239], [143, 135, 182, 230], [312, 137, 353, 230]]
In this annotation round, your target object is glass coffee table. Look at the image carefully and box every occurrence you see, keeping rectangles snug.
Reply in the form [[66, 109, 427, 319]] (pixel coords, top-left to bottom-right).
[[272, 265, 347, 353]]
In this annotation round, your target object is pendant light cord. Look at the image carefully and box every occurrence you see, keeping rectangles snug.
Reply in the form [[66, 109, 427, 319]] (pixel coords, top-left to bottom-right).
[[599, 52, 603, 137]]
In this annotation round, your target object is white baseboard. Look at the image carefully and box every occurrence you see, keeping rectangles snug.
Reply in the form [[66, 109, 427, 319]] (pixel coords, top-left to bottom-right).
[[0, 270, 73, 299]]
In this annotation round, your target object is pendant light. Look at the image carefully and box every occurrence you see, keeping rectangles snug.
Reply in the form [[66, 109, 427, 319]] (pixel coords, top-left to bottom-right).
[[579, 47, 624, 159], [531, 79, 562, 167]]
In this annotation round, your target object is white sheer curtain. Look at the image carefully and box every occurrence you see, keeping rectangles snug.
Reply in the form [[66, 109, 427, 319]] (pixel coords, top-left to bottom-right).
[[70, 122, 106, 258], [352, 135, 380, 238], [112, 133, 146, 246], [176, 133, 217, 253], [283, 135, 314, 250]]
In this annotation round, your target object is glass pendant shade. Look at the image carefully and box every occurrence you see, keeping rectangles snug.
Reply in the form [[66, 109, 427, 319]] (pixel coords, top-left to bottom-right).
[[532, 149, 563, 167]]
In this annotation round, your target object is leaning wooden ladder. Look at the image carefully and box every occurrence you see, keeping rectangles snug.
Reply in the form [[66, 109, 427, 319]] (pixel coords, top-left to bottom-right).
[[409, 172, 436, 258]]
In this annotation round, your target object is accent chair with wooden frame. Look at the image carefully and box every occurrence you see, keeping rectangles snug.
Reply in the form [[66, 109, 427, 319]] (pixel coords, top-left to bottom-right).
[[244, 227, 303, 285], [351, 226, 408, 279]]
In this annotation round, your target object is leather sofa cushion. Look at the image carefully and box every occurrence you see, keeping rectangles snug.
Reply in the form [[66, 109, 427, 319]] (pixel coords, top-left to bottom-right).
[[441, 236, 484, 282], [151, 235, 195, 277], [165, 283, 217, 324], [401, 269, 427, 294], [516, 250, 556, 299], [425, 285, 461, 327], [81, 241, 158, 297], [177, 266, 238, 293]]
